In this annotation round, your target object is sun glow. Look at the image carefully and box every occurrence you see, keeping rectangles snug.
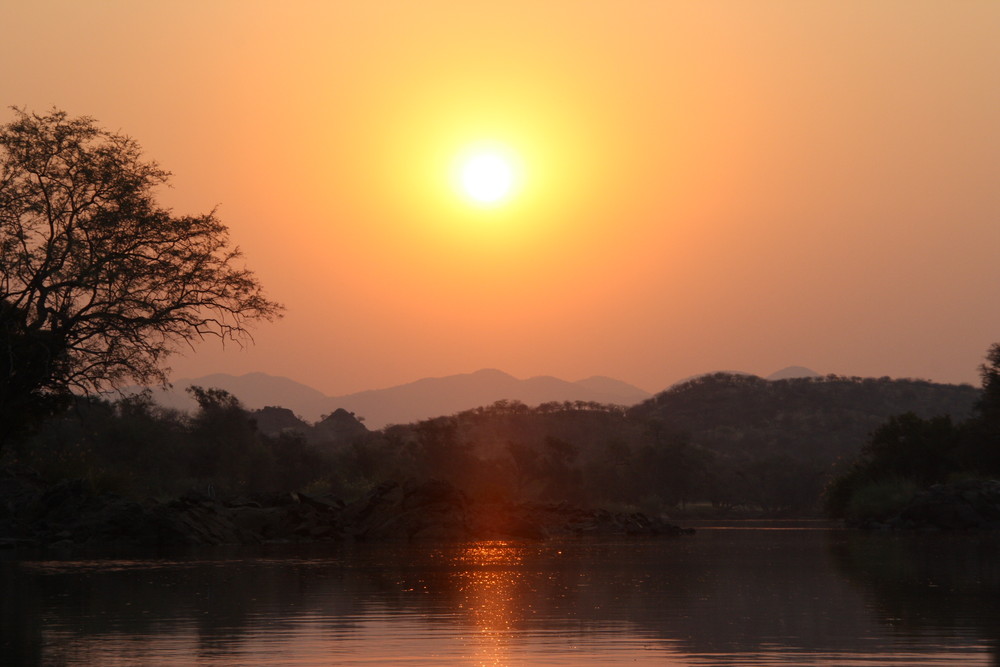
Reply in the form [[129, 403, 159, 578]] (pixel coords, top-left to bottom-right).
[[453, 145, 521, 207], [350, 75, 614, 272], [460, 152, 514, 204]]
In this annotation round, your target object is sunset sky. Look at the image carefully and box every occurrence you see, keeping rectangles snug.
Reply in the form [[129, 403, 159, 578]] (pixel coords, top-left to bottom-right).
[[4, 1, 1000, 396]]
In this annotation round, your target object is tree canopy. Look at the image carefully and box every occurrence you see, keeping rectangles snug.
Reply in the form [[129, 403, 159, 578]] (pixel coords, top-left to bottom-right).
[[0, 108, 281, 442]]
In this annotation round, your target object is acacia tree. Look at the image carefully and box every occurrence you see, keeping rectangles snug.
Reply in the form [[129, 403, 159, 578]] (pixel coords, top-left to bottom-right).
[[0, 108, 282, 444]]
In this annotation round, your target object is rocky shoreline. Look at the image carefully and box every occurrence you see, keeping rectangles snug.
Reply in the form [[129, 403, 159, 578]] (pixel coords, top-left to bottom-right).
[[0, 468, 692, 548]]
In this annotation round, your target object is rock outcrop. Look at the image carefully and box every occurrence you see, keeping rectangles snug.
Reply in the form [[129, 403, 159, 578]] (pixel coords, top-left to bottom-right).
[[312, 408, 368, 442], [251, 406, 311, 437], [250, 405, 368, 444], [0, 469, 691, 548]]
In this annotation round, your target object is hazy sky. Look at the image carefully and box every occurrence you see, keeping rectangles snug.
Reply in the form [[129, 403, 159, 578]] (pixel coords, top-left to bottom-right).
[[4, 1, 1000, 395]]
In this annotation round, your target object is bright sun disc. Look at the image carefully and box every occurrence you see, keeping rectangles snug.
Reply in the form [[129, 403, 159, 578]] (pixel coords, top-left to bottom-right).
[[459, 152, 515, 204]]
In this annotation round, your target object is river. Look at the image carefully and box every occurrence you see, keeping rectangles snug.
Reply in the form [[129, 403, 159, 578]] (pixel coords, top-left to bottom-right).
[[2, 522, 998, 665]]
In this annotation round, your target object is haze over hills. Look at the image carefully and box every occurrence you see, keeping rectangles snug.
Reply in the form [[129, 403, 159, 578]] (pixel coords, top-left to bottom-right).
[[146, 369, 654, 428], [148, 373, 334, 422], [143, 366, 825, 429]]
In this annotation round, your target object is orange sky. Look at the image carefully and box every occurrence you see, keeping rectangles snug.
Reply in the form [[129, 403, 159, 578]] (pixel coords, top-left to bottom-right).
[[4, 1, 1000, 395]]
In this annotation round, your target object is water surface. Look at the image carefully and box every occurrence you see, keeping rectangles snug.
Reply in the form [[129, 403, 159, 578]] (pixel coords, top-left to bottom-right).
[[3, 524, 998, 665]]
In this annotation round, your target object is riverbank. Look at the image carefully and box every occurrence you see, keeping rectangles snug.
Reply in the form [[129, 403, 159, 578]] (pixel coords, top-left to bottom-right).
[[0, 467, 691, 548]]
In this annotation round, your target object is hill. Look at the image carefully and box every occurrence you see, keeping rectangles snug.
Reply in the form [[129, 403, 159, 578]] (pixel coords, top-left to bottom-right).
[[628, 373, 980, 463]]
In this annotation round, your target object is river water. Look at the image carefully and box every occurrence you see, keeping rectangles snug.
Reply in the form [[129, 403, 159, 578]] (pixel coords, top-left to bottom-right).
[[2, 523, 999, 665]]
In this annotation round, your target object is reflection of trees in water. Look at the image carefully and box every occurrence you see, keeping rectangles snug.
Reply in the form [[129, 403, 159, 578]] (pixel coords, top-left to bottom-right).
[[0, 560, 43, 665], [830, 532, 1000, 664], [1, 547, 373, 663], [5, 532, 999, 664], [523, 530, 883, 658]]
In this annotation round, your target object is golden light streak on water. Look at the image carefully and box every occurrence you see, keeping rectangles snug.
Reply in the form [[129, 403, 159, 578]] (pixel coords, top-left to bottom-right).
[[451, 541, 525, 666]]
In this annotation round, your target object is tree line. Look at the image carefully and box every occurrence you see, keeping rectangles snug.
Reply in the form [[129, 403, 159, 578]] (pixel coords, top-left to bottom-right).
[[5, 371, 983, 517]]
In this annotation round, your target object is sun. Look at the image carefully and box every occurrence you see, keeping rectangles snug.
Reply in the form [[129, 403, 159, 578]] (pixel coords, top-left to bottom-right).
[[456, 149, 518, 206]]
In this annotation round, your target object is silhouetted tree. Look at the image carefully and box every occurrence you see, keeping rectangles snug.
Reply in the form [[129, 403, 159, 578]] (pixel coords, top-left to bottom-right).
[[539, 435, 583, 501], [505, 439, 542, 496], [863, 413, 959, 485], [957, 343, 1000, 474], [0, 108, 281, 445], [186, 386, 278, 493], [977, 343, 1000, 422], [414, 417, 476, 483]]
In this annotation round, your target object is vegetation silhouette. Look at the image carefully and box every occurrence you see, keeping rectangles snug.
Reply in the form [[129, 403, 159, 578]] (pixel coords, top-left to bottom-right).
[[0, 108, 282, 446], [4, 372, 979, 518], [826, 344, 1000, 523]]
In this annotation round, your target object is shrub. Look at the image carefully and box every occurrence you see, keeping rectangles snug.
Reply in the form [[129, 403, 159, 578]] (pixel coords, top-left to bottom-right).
[[845, 476, 920, 523]]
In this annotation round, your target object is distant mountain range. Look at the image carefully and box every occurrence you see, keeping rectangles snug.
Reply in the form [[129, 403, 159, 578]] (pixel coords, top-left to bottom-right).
[[766, 366, 821, 381], [142, 366, 820, 429], [144, 369, 653, 428]]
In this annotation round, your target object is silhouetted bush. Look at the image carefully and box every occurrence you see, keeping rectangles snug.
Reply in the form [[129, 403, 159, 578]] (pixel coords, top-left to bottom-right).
[[826, 345, 1000, 522]]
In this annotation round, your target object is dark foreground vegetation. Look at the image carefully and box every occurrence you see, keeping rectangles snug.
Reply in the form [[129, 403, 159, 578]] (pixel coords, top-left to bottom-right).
[[825, 344, 1000, 528], [0, 370, 984, 546]]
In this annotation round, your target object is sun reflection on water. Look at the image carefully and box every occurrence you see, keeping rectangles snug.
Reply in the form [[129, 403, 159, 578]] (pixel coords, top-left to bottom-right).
[[451, 541, 528, 666]]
